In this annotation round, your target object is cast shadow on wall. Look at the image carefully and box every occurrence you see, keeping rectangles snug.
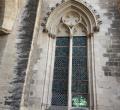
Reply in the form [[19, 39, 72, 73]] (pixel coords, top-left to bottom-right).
[[0, 0, 5, 27]]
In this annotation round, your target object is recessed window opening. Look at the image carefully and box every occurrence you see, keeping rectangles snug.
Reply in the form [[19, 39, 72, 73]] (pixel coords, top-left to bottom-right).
[[51, 35, 89, 109]]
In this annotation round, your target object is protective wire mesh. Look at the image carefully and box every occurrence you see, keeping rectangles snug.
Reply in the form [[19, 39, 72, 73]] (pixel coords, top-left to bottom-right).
[[52, 37, 69, 106], [72, 36, 88, 107]]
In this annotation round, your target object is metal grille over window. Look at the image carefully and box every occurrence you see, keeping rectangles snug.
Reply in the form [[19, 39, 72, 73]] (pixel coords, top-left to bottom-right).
[[72, 36, 88, 108], [52, 37, 69, 106]]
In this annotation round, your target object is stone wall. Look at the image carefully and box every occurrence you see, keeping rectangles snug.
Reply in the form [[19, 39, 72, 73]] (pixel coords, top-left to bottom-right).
[[0, 0, 25, 109], [0, 0, 25, 33], [21, 0, 120, 110], [1, 0, 120, 110], [117, 0, 120, 11], [94, 0, 120, 109], [0, 0, 39, 110]]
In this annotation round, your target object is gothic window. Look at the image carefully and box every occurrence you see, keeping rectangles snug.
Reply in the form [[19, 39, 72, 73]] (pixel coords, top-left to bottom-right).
[[45, 1, 100, 109], [72, 36, 88, 108], [52, 37, 69, 106], [51, 36, 89, 109]]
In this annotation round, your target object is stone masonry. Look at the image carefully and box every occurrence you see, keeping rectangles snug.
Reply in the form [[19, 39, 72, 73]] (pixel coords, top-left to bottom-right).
[[1, 0, 120, 110]]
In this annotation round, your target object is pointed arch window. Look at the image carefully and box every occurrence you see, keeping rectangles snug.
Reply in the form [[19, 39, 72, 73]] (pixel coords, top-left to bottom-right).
[[52, 34, 89, 109], [45, 0, 100, 109], [52, 37, 69, 106], [48, 9, 91, 109]]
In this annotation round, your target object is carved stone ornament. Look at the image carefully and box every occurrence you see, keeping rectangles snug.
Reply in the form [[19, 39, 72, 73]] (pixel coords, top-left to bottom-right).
[[62, 11, 80, 27], [42, 0, 102, 37], [61, 11, 87, 36], [0, 27, 10, 35]]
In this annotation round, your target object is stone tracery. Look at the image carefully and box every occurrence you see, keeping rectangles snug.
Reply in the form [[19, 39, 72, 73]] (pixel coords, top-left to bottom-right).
[[41, 0, 102, 37]]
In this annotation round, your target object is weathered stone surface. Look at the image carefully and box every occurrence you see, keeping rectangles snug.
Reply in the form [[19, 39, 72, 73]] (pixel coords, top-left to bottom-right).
[[1, 0, 120, 110], [20, 0, 120, 110], [0, 0, 39, 110], [0, 0, 25, 32]]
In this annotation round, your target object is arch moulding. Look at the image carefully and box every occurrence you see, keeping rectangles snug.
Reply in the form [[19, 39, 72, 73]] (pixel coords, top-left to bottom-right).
[[43, 0, 101, 37]]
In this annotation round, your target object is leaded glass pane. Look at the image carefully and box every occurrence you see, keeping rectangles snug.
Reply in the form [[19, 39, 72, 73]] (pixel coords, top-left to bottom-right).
[[72, 81, 88, 93], [72, 95, 88, 107], [56, 37, 69, 46], [55, 57, 68, 67], [52, 80, 68, 93], [72, 67, 88, 80], [52, 93, 68, 106], [73, 36, 87, 46], [54, 67, 68, 79], [56, 47, 69, 56], [52, 36, 89, 107], [72, 57, 87, 67], [73, 47, 87, 57], [72, 36, 88, 108], [52, 37, 69, 106]]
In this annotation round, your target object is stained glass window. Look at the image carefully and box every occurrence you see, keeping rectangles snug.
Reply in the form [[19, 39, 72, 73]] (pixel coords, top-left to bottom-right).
[[56, 37, 69, 46], [52, 36, 89, 108], [73, 36, 87, 46], [72, 95, 88, 107], [72, 36, 88, 108], [52, 37, 69, 106]]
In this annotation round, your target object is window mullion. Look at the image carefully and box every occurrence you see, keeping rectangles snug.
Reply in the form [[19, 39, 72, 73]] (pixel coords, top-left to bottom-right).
[[68, 36, 73, 110]]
